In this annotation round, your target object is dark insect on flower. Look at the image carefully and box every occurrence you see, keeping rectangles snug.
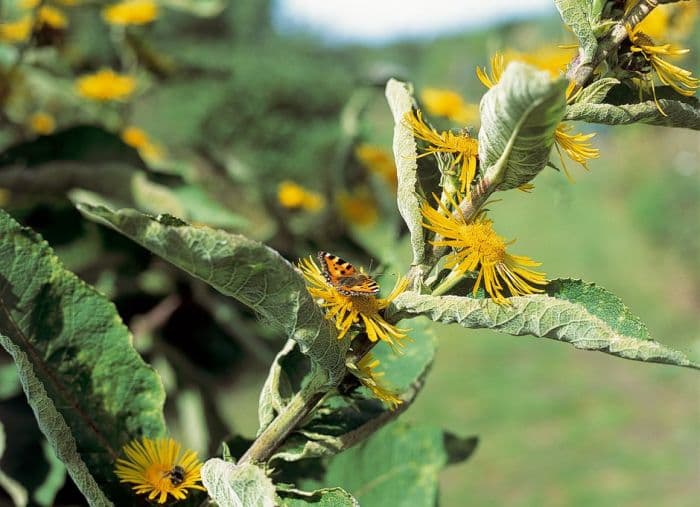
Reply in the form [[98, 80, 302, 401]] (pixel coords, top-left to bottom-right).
[[164, 465, 186, 486]]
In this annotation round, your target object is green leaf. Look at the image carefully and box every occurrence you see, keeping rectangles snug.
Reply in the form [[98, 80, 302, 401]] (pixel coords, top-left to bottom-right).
[[76, 204, 348, 385], [565, 98, 700, 129], [0, 420, 28, 507], [160, 0, 226, 16], [389, 279, 699, 370], [385, 79, 428, 268], [280, 486, 359, 507], [0, 209, 166, 505], [201, 459, 278, 507], [319, 422, 476, 507], [479, 62, 568, 190], [554, 0, 599, 64], [574, 77, 620, 104], [269, 319, 436, 463]]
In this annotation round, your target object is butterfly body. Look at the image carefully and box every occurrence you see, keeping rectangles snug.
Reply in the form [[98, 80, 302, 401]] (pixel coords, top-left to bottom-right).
[[318, 251, 379, 296]]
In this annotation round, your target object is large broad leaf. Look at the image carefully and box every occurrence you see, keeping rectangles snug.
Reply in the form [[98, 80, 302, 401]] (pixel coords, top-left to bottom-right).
[[385, 79, 428, 268], [201, 459, 278, 507], [268, 319, 437, 464], [565, 98, 700, 130], [0, 209, 167, 505], [279, 486, 359, 506], [554, 0, 600, 65], [389, 279, 699, 370], [479, 62, 568, 190], [77, 204, 348, 385], [317, 422, 477, 507]]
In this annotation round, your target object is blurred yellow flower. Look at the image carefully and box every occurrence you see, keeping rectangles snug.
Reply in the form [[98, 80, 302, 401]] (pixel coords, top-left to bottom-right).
[[103, 0, 159, 26], [29, 113, 56, 135], [629, 0, 697, 42], [121, 126, 164, 162], [477, 51, 598, 176], [75, 69, 136, 101], [355, 144, 397, 190], [420, 88, 479, 124], [337, 188, 378, 226], [277, 181, 325, 212], [0, 16, 33, 43], [0, 189, 10, 207], [19, 0, 40, 9], [353, 353, 402, 410], [37, 6, 68, 29], [299, 257, 409, 347], [114, 437, 206, 504], [404, 109, 478, 196], [422, 195, 545, 304]]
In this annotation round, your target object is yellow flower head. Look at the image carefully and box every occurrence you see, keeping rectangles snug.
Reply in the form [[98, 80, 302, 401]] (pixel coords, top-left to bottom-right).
[[337, 188, 378, 226], [20, 0, 40, 9], [352, 353, 402, 410], [355, 144, 398, 190], [277, 180, 325, 212], [29, 112, 56, 135], [420, 88, 479, 124], [299, 257, 409, 348], [103, 0, 159, 26], [114, 437, 206, 504], [75, 69, 136, 102], [37, 6, 68, 29], [404, 109, 478, 196], [422, 195, 546, 305], [0, 16, 33, 43], [627, 26, 699, 111], [121, 126, 164, 162]]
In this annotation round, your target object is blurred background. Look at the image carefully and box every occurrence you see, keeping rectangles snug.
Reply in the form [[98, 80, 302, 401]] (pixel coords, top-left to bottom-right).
[[0, 0, 698, 506]]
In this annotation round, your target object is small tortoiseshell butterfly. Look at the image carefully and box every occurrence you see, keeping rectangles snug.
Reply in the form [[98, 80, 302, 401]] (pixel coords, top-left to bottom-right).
[[318, 251, 379, 297]]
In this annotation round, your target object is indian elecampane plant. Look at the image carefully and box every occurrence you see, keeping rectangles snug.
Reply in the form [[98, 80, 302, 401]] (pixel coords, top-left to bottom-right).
[[0, 0, 699, 505]]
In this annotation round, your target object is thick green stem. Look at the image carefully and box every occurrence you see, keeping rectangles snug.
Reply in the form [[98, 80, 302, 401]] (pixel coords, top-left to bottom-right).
[[431, 270, 465, 297]]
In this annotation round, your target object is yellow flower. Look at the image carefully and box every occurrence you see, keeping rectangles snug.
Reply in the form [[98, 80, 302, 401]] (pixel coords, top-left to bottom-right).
[[404, 109, 478, 196], [352, 353, 402, 410], [299, 257, 409, 348], [420, 88, 479, 124], [0, 16, 32, 43], [477, 52, 598, 176], [337, 188, 378, 226], [355, 144, 397, 190], [277, 181, 325, 212], [29, 112, 56, 135], [103, 0, 159, 26], [19, 0, 40, 9], [628, 26, 699, 112], [75, 69, 136, 102], [422, 195, 546, 305], [114, 437, 206, 504], [37, 6, 68, 29], [122, 126, 164, 162]]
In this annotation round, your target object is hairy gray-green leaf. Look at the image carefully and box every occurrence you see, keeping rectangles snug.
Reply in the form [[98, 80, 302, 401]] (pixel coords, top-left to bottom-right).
[[574, 77, 620, 104], [390, 279, 699, 369], [385, 79, 428, 268], [479, 62, 568, 190], [77, 204, 347, 384], [565, 99, 700, 129], [318, 422, 475, 507], [280, 486, 359, 507], [201, 458, 277, 507], [554, 0, 599, 63], [269, 320, 436, 463], [0, 209, 167, 505]]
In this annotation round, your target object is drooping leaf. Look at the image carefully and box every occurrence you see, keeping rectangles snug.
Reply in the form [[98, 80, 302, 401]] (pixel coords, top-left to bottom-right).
[[554, 0, 600, 64], [565, 98, 700, 129], [201, 459, 278, 507], [76, 204, 348, 385], [269, 320, 436, 463], [0, 209, 167, 505], [279, 486, 359, 507], [318, 422, 476, 507], [479, 62, 568, 190], [385, 79, 428, 268], [574, 77, 620, 104], [389, 279, 699, 370]]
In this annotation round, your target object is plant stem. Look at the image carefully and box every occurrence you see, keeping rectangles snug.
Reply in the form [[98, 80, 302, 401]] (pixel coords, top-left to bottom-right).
[[431, 270, 465, 297]]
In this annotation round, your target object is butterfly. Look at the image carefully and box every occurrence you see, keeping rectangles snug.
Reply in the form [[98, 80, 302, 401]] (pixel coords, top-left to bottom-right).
[[318, 251, 379, 297]]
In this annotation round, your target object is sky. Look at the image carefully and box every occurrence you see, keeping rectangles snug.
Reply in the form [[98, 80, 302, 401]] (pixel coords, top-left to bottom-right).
[[275, 0, 557, 44]]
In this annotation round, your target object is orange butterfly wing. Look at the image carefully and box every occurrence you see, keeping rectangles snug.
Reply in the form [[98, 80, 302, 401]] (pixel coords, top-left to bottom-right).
[[318, 251, 379, 296]]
